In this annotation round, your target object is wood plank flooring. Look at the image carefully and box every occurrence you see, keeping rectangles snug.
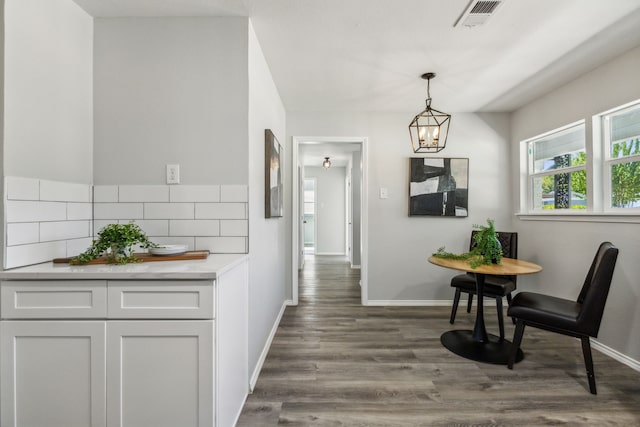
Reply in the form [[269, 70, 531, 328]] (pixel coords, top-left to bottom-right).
[[237, 255, 640, 426]]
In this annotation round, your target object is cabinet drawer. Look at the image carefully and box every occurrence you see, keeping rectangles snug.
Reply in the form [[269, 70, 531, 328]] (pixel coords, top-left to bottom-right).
[[1, 281, 107, 319], [107, 281, 214, 319]]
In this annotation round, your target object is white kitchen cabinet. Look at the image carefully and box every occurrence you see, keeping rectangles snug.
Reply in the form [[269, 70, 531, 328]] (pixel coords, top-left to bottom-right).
[[0, 321, 107, 427], [106, 321, 214, 427], [0, 254, 249, 427], [1, 280, 107, 318]]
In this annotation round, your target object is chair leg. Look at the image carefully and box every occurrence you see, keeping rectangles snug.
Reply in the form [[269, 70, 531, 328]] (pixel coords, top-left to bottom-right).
[[508, 320, 525, 369], [581, 336, 597, 395], [466, 293, 473, 313], [496, 297, 504, 341], [506, 293, 516, 324], [450, 288, 461, 324]]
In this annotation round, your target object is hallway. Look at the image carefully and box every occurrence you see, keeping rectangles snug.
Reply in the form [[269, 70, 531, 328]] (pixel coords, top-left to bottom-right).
[[236, 256, 640, 426]]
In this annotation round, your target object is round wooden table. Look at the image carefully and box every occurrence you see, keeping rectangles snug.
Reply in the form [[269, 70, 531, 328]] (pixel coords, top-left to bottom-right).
[[429, 256, 542, 365]]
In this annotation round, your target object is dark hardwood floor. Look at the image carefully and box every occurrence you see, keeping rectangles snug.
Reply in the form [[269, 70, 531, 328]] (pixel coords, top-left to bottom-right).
[[237, 255, 640, 426]]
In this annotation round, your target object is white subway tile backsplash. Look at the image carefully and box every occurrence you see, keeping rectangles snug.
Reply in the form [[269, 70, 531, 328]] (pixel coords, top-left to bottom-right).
[[4, 179, 249, 268], [220, 220, 248, 237], [67, 202, 92, 220], [220, 185, 248, 202], [144, 203, 194, 219], [150, 236, 196, 250], [67, 237, 93, 257], [119, 185, 169, 202], [122, 219, 169, 237], [169, 185, 220, 202], [7, 223, 40, 246], [40, 221, 90, 242], [5, 241, 67, 269], [195, 203, 246, 219], [196, 237, 247, 253], [6, 177, 39, 200], [169, 220, 219, 237], [40, 180, 91, 202], [93, 185, 119, 202], [93, 220, 114, 235], [94, 203, 144, 220], [6, 201, 67, 223]]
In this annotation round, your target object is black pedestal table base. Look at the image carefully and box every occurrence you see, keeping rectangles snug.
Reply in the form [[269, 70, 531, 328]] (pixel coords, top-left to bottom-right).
[[441, 330, 524, 365]]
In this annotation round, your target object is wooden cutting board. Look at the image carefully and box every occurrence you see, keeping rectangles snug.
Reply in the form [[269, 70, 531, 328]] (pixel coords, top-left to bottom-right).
[[53, 250, 209, 265]]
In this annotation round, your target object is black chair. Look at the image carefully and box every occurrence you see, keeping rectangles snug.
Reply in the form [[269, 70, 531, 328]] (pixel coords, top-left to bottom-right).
[[449, 231, 518, 340], [507, 242, 619, 395]]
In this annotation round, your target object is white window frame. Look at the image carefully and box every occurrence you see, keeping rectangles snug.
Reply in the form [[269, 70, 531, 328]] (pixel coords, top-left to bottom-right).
[[518, 99, 640, 223], [522, 120, 587, 213], [599, 100, 640, 213]]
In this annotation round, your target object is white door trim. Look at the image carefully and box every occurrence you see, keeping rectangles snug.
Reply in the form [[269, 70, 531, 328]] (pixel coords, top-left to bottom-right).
[[292, 136, 369, 305]]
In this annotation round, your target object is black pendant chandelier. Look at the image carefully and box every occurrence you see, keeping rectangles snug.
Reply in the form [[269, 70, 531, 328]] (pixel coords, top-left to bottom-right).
[[409, 72, 451, 153]]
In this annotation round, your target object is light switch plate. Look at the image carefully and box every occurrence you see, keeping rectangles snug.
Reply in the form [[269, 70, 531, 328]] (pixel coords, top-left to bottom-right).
[[379, 187, 388, 199]]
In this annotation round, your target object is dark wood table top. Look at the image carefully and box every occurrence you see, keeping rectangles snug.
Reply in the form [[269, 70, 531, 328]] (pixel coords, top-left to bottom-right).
[[428, 256, 542, 276]]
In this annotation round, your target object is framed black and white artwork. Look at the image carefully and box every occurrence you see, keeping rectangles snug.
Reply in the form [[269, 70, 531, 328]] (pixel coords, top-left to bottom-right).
[[409, 157, 469, 217], [265, 129, 283, 218]]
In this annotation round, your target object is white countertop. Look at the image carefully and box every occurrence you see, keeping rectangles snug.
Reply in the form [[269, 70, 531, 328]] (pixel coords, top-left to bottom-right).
[[0, 254, 248, 280]]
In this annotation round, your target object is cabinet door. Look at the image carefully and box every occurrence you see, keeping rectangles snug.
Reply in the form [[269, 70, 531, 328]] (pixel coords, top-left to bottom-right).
[[0, 321, 107, 427], [106, 321, 214, 427]]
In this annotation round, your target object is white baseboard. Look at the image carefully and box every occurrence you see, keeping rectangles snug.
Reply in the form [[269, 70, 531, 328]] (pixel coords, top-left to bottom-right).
[[592, 339, 640, 373], [366, 299, 498, 307], [314, 252, 346, 256], [231, 393, 249, 427], [249, 299, 292, 392], [366, 300, 452, 306], [351, 264, 361, 269]]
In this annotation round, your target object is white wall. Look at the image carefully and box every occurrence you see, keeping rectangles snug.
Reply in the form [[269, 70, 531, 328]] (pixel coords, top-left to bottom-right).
[[510, 45, 640, 362], [93, 17, 249, 185], [4, 0, 93, 183], [247, 22, 288, 380], [1, 0, 5, 266], [305, 166, 346, 255], [287, 112, 512, 302]]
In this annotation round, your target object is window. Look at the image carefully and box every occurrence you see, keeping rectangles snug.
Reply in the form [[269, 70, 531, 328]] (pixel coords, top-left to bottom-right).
[[525, 121, 586, 211], [520, 99, 640, 219], [602, 102, 640, 210]]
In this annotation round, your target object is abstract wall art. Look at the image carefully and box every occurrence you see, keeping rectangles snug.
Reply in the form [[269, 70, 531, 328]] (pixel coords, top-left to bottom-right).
[[265, 129, 283, 218], [409, 157, 469, 217]]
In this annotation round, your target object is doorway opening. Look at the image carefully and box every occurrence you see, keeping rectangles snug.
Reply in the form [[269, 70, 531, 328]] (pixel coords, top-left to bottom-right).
[[292, 136, 368, 306], [303, 178, 316, 254]]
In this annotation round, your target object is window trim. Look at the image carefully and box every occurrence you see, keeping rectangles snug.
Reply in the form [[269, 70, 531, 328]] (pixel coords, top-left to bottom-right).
[[518, 99, 640, 223], [600, 100, 640, 213], [521, 120, 586, 214]]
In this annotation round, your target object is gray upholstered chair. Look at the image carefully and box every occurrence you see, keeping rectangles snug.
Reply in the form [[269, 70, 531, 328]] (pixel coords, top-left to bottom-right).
[[449, 231, 518, 340], [507, 241, 619, 394]]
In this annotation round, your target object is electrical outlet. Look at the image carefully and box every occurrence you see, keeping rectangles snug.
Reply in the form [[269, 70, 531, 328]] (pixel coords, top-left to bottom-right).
[[379, 187, 388, 199], [166, 164, 180, 184]]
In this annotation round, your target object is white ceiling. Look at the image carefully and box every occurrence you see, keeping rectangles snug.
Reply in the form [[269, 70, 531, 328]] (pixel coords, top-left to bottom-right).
[[299, 143, 361, 169], [73, 0, 640, 162]]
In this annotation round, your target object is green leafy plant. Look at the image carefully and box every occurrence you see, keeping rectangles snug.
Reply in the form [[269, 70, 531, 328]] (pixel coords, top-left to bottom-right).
[[71, 223, 158, 265], [432, 219, 503, 268]]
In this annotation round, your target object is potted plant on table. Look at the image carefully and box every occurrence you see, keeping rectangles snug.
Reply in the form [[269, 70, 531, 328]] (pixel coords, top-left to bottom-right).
[[71, 223, 158, 265], [432, 219, 502, 268]]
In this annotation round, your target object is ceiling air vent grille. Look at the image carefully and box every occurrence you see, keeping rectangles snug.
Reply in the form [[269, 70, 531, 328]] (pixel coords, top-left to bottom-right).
[[470, 1, 500, 14], [454, 0, 505, 28]]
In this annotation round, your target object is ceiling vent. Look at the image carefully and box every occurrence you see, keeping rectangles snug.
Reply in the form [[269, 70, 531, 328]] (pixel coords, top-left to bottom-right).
[[454, 0, 504, 28]]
